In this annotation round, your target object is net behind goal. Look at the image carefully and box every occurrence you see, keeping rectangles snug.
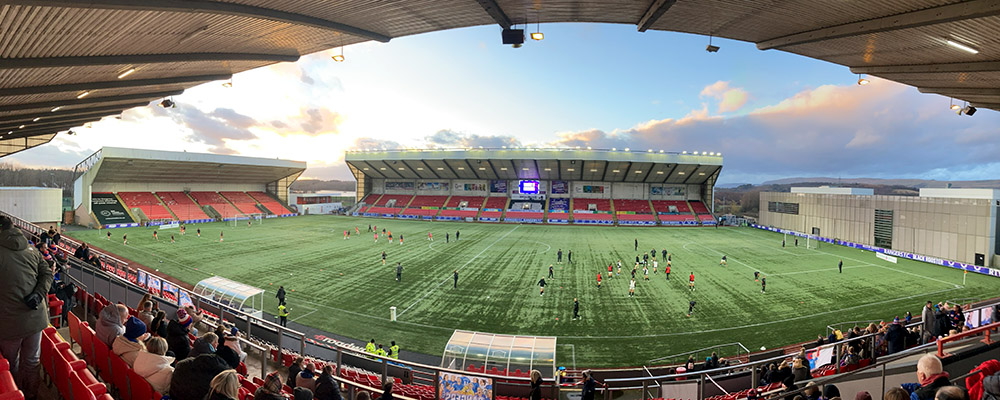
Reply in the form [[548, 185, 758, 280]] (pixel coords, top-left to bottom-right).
[[230, 213, 265, 226]]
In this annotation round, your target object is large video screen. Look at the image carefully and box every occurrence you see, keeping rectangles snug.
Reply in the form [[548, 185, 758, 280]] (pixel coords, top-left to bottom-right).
[[519, 180, 540, 194]]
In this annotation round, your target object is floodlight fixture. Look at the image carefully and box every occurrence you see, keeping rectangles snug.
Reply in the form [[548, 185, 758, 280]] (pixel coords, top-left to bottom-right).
[[117, 68, 136, 79], [77, 91, 91, 99], [332, 47, 345, 62], [706, 35, 719, 53], [857, 74, 869, 85], [946, 40, 979, 54]]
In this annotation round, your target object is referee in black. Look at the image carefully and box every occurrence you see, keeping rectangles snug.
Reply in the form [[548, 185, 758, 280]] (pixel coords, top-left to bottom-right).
[[573, 298, 580, 320], [453, 270, 458, 288]]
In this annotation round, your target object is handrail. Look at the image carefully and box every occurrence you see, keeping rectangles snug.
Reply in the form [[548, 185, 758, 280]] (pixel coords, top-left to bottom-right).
[[329, 372, 419, 400], [937, 321, 999, 358], [648, 342, 749, 365]]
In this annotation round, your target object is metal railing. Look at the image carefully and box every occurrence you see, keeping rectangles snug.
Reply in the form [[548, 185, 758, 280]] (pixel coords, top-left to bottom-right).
[[648, 342, 751, 366]]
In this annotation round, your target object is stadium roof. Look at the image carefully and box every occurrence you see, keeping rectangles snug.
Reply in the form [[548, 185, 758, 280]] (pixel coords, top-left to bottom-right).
[[345, 148, 722, 184], [77, 146, 306, 184], [3, 1, 999, 157]]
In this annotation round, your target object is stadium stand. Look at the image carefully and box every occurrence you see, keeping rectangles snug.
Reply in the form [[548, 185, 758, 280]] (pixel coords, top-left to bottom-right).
[[220, 191, 266, 215], [479, 197, 508, 221], [400, 196, 448, 219], [572, 199, 614, 225], [189, 191, 245, 219], [650, 200, 691, 214], [117, 192, 174, 221], [156, 192, 211, 221], [690, 201, 717, 225], [547, 198, 571, 223], [614, 199, 657, 226], [364, 194, 413, 217], [248, 191, 295, 215], [438, 196, 485, 220]]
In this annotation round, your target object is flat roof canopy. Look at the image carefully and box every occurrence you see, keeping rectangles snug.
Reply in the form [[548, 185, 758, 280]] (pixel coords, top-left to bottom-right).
[[346, 148, 722, 184], [3, 1, 998, 157], [80, 147, 306, 184]]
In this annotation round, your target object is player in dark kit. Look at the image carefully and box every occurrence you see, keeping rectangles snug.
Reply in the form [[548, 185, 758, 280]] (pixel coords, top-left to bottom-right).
[[567, 250, 573, 264], [453, 270, 458, 288], [538, 278, 547, 295], [381, 251, 387, 265], [795, 238, 798, 247], [557, 249, 563, 264], [687, 301, 696, 317], [548, 264, 554, 278], [754, 271, 760, 282], [635, 238, 638, 251], [662, 249, 667, 261], [760, 276, 766, 293], [573, 298, 580, 320], [838, 259, 843, 273]]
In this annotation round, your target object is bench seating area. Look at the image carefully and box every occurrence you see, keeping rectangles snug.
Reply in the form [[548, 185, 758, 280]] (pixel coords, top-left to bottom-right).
[[118, 192, 173, 220], [156, 192, 210, 221], [189, 192, 244, 217]]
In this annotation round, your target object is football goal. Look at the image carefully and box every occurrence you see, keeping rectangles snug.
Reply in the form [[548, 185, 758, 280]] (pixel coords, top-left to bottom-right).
[[229, 213, 264, 226]]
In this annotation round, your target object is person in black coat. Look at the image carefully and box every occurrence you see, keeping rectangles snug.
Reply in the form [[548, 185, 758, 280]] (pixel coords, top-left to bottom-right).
[[578, 370, 605, 400], [149, 310, 168, 338], [528, 370, 542, 400], [934, 306, 951, 337], [886, 318, 906, 354], [215, 336, 241, 369], [74, 243, 90, 260], [314, 365, 342, 400], [276, 286, 286, 306], [287, 357, 304, 387], [166, 308, 195, 362], [169, 353, 229, 400]]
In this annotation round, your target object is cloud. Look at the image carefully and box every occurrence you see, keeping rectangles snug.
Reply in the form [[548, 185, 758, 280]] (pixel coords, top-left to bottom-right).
[[425, 129, 522, 148], [352, 137, 402, 151], [298, 108, 344, 136], [700, 81, 749, 113], [550, 78, 1000, 183], [155, 104, 259, 154]]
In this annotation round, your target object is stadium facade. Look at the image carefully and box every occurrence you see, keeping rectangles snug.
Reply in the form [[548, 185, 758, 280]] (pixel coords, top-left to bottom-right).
[[760, 187, 1000, 268], [345, 148, 723, 226], [72, 147, 306, 228]]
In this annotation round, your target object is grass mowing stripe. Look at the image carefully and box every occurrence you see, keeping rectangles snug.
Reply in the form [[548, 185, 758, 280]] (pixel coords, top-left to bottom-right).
[[398, 224, 521, 317]]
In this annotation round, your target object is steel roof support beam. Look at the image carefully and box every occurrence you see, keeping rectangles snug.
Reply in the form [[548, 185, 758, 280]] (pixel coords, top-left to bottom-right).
[[637, 0, 677, 32], [1, 123, 81, 140], [10, 0, 390, 42], [917, 87, 1000, 97], [0, 135, 55, 158], [850, 61, 1000, 74], [0, 89, 182, 113], [757, 0, 1000, 50], [0, 74, 232, 97], [0, 53, 298, 70], [0, 102, 146, 125], [0, 113, 115, 132], [971, 102, 1000, 109], [474, 0, 512, 29]]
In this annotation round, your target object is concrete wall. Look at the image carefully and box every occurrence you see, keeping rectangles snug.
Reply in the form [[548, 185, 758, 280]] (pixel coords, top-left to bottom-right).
[[760, 192, 998, 266], [367, 178, 707, 202], [0, 187, 62, 224], [90, 182, 266, 193]]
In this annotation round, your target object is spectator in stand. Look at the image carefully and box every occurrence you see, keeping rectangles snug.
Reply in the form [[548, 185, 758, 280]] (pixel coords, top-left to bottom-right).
[[792, 358, 811, 382], [905, 354, 951, 400], [982, 372, 1000, 400], [314, 365, 342, 400], [0, 215, 53, 400], [205, 369, 240, 400], [134, 337, 174, 395], [856, 391, 873, 400], [169, 350, 230, 400], [294, 387, 313, 400], [288, 356, 305, 387], [356, 392, 370, 400], [803, 382, 821, 400], [254, 372, 286, 400], [190, 332, 219, 358], [578, 370, 606, 400], [150, 310, 168, 338], [823, 384, 841, 400], [951, 305, 966, 332], [167, 308, 196, 361], [215, 334, 241, 369], [887, 317, 907, 354], [710, 352, 721, 369], [296, 363, 317, 392], [74, 242, 90, 260], [113, 316, 150, 366], [685, 356, 696, 371], [96, 303, 129, 347], [53, 280, 77, 326], [885, 387, 910, 400], [935, 387, 969, 400], [375, 379, 393, 400], [528, 370, 542, 400], [993, 305, 1000, 326], [922, 302, 935, 344], [138, 298, 155, 327], [934, 304, 951, 339], [840, 345, 860, 367], [815, 335, 825, 348]]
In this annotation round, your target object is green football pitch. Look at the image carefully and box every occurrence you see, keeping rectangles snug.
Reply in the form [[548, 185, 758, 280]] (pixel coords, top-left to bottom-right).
[[67, 215, 997, 367]]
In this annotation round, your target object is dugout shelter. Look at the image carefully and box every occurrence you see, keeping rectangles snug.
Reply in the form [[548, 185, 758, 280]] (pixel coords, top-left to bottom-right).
[[73, 146, 306, 228], [442, 330, 557, 378], [193, 276, 266, 319]]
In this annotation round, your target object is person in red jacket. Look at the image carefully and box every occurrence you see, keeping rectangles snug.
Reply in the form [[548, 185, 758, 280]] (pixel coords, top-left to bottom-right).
[[689, 272, 695, 291], [596, 272, 602, 289]]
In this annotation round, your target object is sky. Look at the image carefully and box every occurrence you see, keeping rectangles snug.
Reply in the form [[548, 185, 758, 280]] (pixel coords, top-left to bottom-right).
[[7, 23, 1000, 185]]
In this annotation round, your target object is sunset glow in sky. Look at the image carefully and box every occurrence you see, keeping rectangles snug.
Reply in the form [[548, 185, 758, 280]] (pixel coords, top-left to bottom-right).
[[8, 23, 1000, 184]]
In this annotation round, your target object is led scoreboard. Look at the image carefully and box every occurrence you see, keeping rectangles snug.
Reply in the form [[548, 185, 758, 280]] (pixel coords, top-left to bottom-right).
[[519, 180, 540, 194]]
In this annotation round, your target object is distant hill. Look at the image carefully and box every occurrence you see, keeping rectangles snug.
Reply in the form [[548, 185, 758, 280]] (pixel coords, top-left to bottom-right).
[[761, 177, 1000, 189], [290, 179, 355, 192]]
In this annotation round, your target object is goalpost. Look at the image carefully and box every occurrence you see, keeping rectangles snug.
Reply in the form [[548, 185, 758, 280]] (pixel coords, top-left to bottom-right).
[[229, 214, 264, 227], [806, 234, 821, 249]]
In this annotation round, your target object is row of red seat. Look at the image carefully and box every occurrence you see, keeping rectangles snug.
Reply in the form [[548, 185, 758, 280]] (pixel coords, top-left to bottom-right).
[[41, 325, 113, 400], [0, 352, 23, 400]]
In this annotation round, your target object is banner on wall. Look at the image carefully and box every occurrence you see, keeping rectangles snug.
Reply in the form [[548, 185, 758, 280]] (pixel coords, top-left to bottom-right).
[[161, 281, 179, 303], [385, 181, 415, 191], [418, 182, 449, 191], [178, 290, 194, 308], [438, 371, 493, 400], [489, 180, 507, 193], [551, 181, 568, 194], [137, 270, 147, 289], [147, 276, 162, 296], [463, 183, 486, 191], [651, 186, 685, 196], [578, 185, 604, 194]]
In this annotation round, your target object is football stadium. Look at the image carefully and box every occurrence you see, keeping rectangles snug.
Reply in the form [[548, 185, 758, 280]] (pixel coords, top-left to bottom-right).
[[1, 3, 1000, 400]]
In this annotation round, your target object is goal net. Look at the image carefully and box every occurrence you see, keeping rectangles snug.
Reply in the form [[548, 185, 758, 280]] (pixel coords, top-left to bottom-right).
[[230, 214, 264, 226], [806, 235, 821, 249]]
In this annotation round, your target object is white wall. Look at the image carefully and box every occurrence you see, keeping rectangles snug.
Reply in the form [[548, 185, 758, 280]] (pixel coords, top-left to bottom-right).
[[0, 188, 62, 224]]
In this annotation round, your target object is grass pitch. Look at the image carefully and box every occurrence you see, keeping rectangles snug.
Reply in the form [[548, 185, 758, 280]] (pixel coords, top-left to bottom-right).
[[67, 215, 996, 367]]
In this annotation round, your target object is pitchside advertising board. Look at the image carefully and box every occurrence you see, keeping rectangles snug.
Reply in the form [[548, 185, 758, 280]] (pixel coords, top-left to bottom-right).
[[91, 193, 133, 225], [438, 372, 492, 400]]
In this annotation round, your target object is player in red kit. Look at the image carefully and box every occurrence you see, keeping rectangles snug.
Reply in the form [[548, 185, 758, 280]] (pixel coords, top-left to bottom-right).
[[689, 272, 695, 291]]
